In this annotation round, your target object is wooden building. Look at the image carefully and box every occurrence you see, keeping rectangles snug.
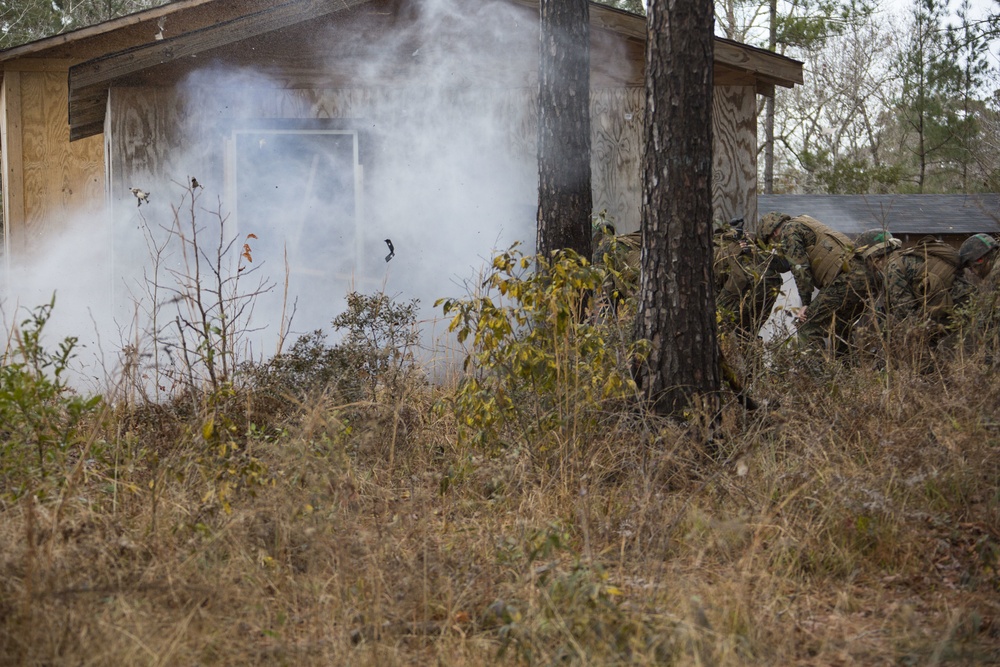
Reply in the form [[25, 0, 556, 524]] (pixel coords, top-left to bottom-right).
[[0, 0, 802, 334]]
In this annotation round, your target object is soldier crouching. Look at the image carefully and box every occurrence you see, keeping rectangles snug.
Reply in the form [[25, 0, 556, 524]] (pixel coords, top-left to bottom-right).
[[757, 211, 869, 357]]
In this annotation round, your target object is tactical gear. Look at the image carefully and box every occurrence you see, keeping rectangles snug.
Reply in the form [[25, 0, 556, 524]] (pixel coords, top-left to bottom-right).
[[592, 229, 759, 408], [593, 229, 641, 308], [796, 265, 870, 356], [793, 215, 854, 289], [855, 229, 902, 260], [885, 237, 961, 322], [909, 236, 960, 282], [757, 211, 790, 242], [959, 233, 999, 267]]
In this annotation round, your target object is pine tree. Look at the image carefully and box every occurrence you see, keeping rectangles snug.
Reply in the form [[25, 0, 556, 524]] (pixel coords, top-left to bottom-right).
[[635, 0, 719, 418]]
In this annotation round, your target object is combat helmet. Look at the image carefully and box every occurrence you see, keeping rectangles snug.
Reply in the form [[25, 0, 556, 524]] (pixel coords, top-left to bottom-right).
[[959, 233, 999, 267], [855, 229, 902, 260], [757, 211, 791, 242]]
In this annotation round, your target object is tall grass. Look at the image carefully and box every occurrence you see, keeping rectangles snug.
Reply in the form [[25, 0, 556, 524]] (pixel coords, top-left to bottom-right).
[[0, 221, 998, 665]]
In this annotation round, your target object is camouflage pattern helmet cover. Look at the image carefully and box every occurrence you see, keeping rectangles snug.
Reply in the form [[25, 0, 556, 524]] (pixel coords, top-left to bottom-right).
[[959, 233, 999, 266], [757, 211, 791, 241], [855, 229, 901, 259]]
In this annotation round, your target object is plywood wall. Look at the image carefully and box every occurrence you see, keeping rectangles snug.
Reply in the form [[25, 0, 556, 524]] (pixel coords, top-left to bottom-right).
[[711, 85, 758, 228], [106, 84, 758, 238], [590, 85, 758, 232], [1, 65, 104, 256], [592, 88, 644, 232]]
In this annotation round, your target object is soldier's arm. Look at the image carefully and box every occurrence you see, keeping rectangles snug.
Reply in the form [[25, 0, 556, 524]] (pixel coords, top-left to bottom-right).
[[885, 258, 918, 319], [777, 226, 815, 306], [951, 272, 976, 309], [986, 254, 1000, 289]]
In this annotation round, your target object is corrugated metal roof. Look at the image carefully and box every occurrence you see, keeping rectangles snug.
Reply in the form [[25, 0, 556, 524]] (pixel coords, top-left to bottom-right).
[[757, 194, 1000, 237]]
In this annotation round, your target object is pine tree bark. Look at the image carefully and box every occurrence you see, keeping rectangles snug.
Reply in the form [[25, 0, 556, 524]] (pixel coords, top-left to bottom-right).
[[634, 0, 720, 416], [536, 0, 592, 260]]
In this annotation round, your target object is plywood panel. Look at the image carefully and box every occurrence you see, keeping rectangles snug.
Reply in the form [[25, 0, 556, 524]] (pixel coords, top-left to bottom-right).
[[16, 71, 104, 254], [711, 85, 756, 228], [592, 87, 643, 232]]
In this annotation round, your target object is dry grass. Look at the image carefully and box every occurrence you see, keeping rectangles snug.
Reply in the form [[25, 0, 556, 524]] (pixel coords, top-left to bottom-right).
[[1, 341, 999, 666]]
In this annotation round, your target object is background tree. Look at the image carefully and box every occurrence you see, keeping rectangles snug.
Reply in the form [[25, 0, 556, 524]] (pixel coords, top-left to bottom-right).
[[634, 0, 719, 417], [773, 11, 902, 192], [536, 0, 593, 259], [716, 0, 877, 183], [945, 0, 990, 192], [894, 0, 966, 192]]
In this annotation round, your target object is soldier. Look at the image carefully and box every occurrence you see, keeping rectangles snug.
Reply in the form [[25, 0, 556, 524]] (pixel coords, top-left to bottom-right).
[[955, 234, 1000, 353], [591, 220, 640, 312], [714, 217, 789, 341], [959, 233, 1000, 287], [757, 211, 870, 355], [855, 230, 970, 357], [591, 219, 760, 409], [884, 235, 965, 324]]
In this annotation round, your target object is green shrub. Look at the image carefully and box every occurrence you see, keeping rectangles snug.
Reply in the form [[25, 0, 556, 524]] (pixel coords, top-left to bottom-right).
[[437, 244, 646, 452], [0, 297, 102, 499], [243, 291, 422, 418]]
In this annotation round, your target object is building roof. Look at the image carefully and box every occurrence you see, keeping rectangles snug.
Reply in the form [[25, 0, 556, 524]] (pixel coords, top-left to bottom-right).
[[757, 194, 1000, 238], [0, 0, 803, 141]]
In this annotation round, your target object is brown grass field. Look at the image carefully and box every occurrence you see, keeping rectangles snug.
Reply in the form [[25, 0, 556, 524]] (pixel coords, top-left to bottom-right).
[[1, 283, 999, 666]]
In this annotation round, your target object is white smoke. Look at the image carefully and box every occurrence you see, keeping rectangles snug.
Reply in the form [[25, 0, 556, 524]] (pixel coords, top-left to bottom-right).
[[2, 0, 549, 393]]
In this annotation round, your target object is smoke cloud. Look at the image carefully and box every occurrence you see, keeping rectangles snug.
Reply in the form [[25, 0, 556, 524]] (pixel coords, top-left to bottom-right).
[[2, 0, 549, 392]]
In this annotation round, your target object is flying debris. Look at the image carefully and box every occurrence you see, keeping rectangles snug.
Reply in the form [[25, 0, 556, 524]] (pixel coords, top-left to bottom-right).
[[191, 177, 203, 190], [129, 188, 150, 207], [384, 238, 395, 263]]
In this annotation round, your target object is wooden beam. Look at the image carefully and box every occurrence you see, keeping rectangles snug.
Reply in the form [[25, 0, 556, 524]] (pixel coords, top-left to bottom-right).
[[714, 40, 803, 87], [588, 4, 646, 40], [713, 66, 755, 87], [69, 87, 109, 132], [2, 58, 78, 73], [513, 0, 803, 88], [1, 71, 25, 255], [756, 82, 776, 98], [70, 120, 106, 142], [511, 0, 646, 40], [69, 0, 370, 92], [0, 0, 226, 62]]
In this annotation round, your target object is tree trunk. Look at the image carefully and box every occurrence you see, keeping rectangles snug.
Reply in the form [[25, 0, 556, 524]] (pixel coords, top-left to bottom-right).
[[634, 0, 720, 417], [764, 0, 776, 195], [536, 0, 592, 260]]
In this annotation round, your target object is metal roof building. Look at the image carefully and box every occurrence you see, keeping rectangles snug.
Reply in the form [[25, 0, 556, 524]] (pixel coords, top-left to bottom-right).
[[757, 194, 1000, 245]]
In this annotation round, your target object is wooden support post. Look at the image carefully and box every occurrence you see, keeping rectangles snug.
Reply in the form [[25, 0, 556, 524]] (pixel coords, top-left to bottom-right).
[[1, 71, 25, 257]]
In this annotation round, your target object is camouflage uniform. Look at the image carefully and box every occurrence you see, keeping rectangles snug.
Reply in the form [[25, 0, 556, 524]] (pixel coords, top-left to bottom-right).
[[714, 229, 788, 340], [883, 237, 963, 324], [592, 226, 641, 309], [772, 215, 869, 354], [592, 223, 759, 408], [953, 238, 1000, 355], [985, 251, 1000, 289]]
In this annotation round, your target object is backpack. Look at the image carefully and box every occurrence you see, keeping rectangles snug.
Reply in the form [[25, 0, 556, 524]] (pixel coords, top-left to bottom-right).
[[905, 236, 960, 317]]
